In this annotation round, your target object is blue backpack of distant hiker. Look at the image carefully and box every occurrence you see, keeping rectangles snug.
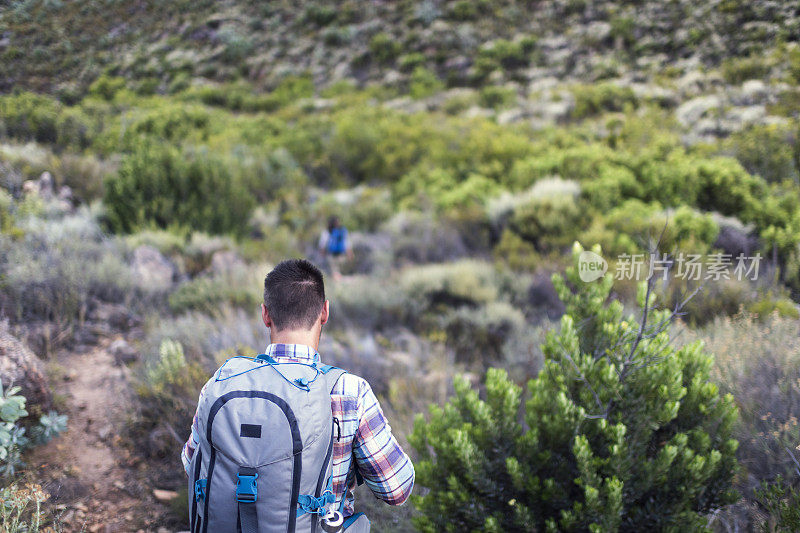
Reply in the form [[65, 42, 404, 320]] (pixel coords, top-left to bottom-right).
[[187, 354, 369, 533], [327, 227, 347, 256]]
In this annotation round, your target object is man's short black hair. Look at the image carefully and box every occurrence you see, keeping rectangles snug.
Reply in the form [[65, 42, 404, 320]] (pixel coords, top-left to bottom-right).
[[264, 259, 326, 331]]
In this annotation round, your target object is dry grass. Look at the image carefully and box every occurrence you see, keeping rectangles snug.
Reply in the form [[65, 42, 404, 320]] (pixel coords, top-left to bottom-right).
[[688, 314, 800, 530]]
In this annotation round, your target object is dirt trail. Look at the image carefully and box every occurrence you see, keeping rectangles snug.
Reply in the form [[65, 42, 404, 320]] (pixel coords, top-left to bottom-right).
[[29, 337, 175, 532]]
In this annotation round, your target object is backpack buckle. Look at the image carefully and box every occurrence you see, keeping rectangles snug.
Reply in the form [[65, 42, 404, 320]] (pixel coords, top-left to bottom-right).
[[236, 469, 258, 503], [194, 479, 207, 503]]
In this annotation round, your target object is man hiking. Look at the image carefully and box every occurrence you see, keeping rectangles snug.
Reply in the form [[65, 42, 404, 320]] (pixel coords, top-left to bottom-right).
[[319, 216, 353, 281], [181, 259, 414, 532]]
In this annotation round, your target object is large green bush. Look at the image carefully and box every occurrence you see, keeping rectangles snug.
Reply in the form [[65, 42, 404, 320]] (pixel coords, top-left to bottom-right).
[[103, 141, 254, 235], [509, 194, 590, 253], [411, 244, 739, 532], [0, 93, 92, 149]]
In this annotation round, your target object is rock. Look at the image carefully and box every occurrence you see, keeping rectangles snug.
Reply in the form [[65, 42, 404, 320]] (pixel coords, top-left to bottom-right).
[[676, 95, 723, 126], [443, 55, 470, 75], [131, 245, 175, 290], [22, 180, 38, 196], [583, 21, 611, 44], [153, 489, 179, 502], [740, 79, 768, 105], [206, 250, 246, 276], [0, 322, 52, 410], [497, 108, 527, 125], [38, 171, 54, 199], [527, 76, 560, 95], [463, 105, 494, 119], [629, 83, 679, 108], [88, 302, 139, 331], [676, 71, 710, 98], [527, 274, 565, 320], [538, 98, 574, 123], [109, 339, 138, 366], [712, 215, 759, 258], [382, 69, 403, 86], [58, 185, 73, 203], [727, 105, 767, 128]]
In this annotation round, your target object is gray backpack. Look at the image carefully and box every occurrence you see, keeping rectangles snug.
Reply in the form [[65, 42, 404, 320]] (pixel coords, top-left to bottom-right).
[[187, 353, 358, 533]]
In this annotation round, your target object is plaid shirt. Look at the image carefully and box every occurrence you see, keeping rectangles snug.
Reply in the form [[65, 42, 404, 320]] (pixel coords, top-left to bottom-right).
[[181, 343, 415, 516]]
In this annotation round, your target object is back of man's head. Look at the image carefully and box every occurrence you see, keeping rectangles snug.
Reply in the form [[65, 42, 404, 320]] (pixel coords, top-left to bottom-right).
[[264, 259, 325, 331]]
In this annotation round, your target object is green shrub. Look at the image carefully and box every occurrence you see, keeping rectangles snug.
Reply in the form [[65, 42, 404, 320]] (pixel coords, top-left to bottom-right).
[[303, 4, 337, 26], [609, 16, 636, 49], [88, 75, 127, 101], [323, 26, 351, 46], [410, 243, 739, 532], [0, 93, 92, 149], [409, 67, 444, 99], [571, 83, 638, 119], [721, 54, 772, 84], [0, 189, 19, 236], [218, 27, 254, 63], [400, 260, 499, 317], [754, 476, 800, 532], [747, 296, 800, 319], [124, 103, 211, 145], [399, 53, 426, 73], [134, 339, 209, 457], [442, 302, 526, 364], [478, 86, 516, 109], [478, 38, 536, 71], [329, 275, 406, 330], [0, 93, 59, 145], [103, 141, 255, 235], [0, 482, 49, 532], [580, 200, 719, 257], [510, 194, 590, 253], [662, 278, 749, 327], [493, 228, 540, 271], [0, 207, 135, 331], [447, 0, 478, 20], [724, 123, 800, 184], [0, 383, 67, 479], [168, 268, 262, 315], [369, 32, 401, 64]]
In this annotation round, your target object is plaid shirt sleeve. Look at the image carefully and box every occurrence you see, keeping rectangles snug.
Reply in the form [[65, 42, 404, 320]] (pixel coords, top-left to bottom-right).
[[351, 380, 415, 505]]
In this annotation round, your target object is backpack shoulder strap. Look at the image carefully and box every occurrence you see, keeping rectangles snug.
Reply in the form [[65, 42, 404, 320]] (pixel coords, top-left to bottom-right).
[[319, 365, 347, 394]]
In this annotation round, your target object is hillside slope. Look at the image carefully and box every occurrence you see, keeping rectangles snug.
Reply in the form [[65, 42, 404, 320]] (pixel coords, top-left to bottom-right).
[[2, 0, 798, 96]]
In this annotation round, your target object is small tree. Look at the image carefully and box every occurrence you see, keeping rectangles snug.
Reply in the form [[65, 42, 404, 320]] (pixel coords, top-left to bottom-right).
[[410, 243, 739, 532]]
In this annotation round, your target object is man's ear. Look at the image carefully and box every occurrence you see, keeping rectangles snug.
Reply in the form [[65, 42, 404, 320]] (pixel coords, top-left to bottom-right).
[[261, 303, 273, 329], [320, 300, 330, 326]]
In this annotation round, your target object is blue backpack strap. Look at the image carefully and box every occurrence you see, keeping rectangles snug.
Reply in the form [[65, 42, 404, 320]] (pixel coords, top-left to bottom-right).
[[236, 467, 259, 532], [255, 353, 277, 364]]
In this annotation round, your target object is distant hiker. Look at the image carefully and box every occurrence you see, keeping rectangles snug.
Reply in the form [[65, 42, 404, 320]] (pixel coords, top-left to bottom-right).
[[319, 216, 353, 281], [181, 259, 414, 532]]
